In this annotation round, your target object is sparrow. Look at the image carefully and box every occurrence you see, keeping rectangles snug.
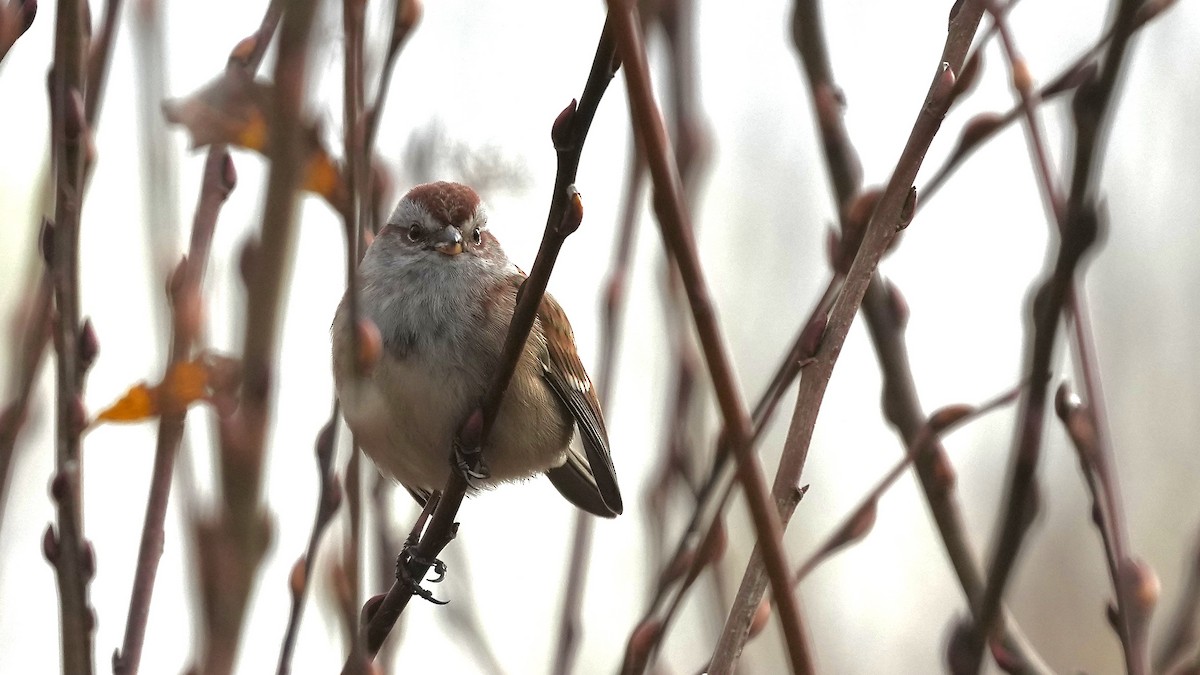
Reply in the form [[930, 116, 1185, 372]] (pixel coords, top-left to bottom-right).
[[332, 181, 622, 517]]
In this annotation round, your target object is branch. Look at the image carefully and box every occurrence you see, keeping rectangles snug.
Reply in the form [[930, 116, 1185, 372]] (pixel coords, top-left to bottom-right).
[[791, 0, 1049, 671], [350, 18, 620, 664], [792, 390, 1021, 586], [83, 0, 123, 126], [604, 0, 827, 671], [337, 0, 371, 669], [0, 0, 37, 65], [0, 270, 51, 537], [113, 150, 237, 675], [962, 0, 1147, 670], [276, 413, 341, 675], [114, 7, 280, 672], [553, 142, 643, 675], [1155, 521, 1200, 673], [46, 0, 95, 670], [709, 2, 983, 671], [191, 0, 318, 672], [621, 281, 830, 675]]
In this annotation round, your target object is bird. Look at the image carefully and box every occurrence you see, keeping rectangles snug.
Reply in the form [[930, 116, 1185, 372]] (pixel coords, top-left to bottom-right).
[[332, 180, 622, 517]]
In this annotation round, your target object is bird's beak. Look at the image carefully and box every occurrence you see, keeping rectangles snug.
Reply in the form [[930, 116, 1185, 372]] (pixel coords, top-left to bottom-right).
[[432, 226, 463, 256]]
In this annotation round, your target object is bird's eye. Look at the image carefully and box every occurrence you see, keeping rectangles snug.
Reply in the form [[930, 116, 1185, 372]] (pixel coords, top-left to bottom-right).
[[407, 223, 421, 242], [471, 228, 483, 245]]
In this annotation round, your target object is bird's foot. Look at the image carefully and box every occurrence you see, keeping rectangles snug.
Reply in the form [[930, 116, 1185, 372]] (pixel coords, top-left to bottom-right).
[[395, 547, 449, 605], [452, 409, 490, 486], [453, 438, 490, 485]]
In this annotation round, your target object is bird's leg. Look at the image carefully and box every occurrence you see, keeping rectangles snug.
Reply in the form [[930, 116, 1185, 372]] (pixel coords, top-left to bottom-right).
[[394, 553, 449, 606], [452, 408, 490, 483]]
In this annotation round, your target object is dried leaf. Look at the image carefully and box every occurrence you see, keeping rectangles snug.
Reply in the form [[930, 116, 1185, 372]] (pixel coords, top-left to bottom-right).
[[93, 360, 212, 425], [164, 72, 347, 210], [162, 70, 271, 150], [95, 383, 158, 422], [161, 361, 208, 414]]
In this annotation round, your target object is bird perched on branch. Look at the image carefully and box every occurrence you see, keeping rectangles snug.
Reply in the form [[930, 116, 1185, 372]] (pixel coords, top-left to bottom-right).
[[332, 181, 622, 517]]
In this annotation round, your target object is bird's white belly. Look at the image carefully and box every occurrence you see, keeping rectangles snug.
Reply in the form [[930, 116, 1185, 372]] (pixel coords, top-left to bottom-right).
[[340, 355, 467, 492]]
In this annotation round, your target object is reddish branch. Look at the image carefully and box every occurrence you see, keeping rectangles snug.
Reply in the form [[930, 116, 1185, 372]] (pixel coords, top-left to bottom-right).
[[349, 19, 620, 665], [276, 413, 342, 674], [789, 0, 1049, 670], [697, 389, 1021, 672], [605, 0, 820, 671], [709, 2, 984, 670], [0, 0, 37, 64], [113, 7, 280, 673], [1155, 521, 1200, 673], [113, 151, 238, 675], [552, 145, 644, 675], [620, 280, 831, 674], [981, 3, 1175, 671], [2, 0, 127, 555], [190, 1, 318, 672], [338, 0, 371, 670], [962, 0, 1147, 671], [45, 0, 96, 671]]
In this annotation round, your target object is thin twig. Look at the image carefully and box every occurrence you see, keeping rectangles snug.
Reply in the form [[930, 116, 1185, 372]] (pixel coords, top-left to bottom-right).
[[606, 0, 823, 671], [709, 3, 983, 671], [276, 412, 342, 675], [1155, 521, 1200, 673], [963, 0, 1145, 670], [792, 389, 1022, 586], [0, 272, 52, 537], [192, 1, 319, 672], [791, 0, 1049, 671], [47, 0, 95, 671], [0, 0, 38, 65], [338, 0, 370, 670], [349, 19, 620, 665], [112, 150, 237, 675], [552, 143, 643, 675], [982, 3, 1151, 672], [84, 0, 124, 126], [114, 7, 280, 672], [620, 273, 832, 675]]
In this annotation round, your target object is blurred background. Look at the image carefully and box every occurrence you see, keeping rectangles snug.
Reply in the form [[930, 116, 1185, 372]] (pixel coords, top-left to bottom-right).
[[2, 0, 1199, 672]]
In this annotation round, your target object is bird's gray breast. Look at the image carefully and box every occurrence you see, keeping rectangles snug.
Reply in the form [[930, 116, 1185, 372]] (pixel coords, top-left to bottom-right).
[[358, 254, 494, 372]]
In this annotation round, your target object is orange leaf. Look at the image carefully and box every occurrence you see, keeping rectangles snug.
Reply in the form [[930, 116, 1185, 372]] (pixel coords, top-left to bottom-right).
[[95, 383, 159, 423], [164, 73, 347, 211], [305, 150, 347, 207], [162, 70, 272, 150], [160, 361, 209, 414], [93, 359, 212, 425]]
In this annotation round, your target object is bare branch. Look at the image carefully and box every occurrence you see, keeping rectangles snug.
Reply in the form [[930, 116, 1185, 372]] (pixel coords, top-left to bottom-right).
[[46, 0, 96, 670], [351, 18, 620, 664], [962, 0, 1148, 670], [710, 3, 984, 671]]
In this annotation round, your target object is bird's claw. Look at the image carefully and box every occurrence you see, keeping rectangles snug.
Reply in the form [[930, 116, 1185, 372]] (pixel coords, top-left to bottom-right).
[[453, 439, 490, 484], [395, 548, 450, 605], [412, 584, 449, 606]]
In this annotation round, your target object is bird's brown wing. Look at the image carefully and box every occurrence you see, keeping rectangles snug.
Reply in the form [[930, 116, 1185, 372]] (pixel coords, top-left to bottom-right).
[[537, 293, 623, 517]]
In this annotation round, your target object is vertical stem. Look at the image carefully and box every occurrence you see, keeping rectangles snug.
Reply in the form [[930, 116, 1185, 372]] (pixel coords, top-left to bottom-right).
[[49, 0, 94, 670]]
